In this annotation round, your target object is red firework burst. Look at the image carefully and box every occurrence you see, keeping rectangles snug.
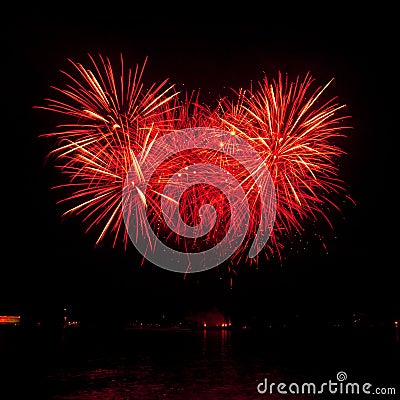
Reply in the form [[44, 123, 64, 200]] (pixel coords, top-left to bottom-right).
[[36, 53, 352, 268], [215, 72, 353, 259], [36, 54, 178, 248]]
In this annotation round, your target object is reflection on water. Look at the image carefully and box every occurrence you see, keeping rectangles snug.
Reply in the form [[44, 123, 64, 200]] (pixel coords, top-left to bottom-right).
[[47, 329, 303, 400], [1, 326, 398, 399]]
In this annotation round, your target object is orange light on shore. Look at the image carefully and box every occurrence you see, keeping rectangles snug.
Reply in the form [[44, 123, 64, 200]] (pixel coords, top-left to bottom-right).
[[0, 315, 20, 325]]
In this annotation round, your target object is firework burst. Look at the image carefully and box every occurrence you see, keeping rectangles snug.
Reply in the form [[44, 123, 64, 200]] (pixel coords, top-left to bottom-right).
[[37, 54, 179, 248], [215, 72, 353, 259], [37, 53, 352, 270]]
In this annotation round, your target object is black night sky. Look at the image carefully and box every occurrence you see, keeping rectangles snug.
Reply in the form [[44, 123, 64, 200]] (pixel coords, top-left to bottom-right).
[[1, 8, 398, 329]]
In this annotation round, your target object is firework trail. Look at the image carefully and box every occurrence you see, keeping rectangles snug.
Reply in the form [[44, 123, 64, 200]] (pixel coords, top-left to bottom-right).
[[37, 53, 352, 271]]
